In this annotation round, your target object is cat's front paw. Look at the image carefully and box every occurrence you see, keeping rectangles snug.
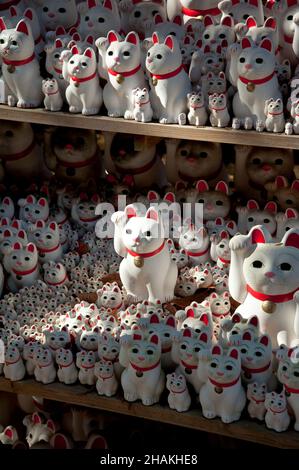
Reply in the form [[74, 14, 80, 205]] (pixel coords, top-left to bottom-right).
[[142, 396, 156, 406], [229, 234, 251, 252], [160, 117, 169, 124], [69, 106, 81, 113], [256, 120, 265, 133], [17, 99, 30, 109], [124, 110, 134, 120], [124, 392, 138, 402], [244, 117, 253, 130], [232, 117, 241, 130], [178, 113, 186, 126], [82, 108, 99, 116], [108, 112, 122, 118], [203, 410, 216, 419]]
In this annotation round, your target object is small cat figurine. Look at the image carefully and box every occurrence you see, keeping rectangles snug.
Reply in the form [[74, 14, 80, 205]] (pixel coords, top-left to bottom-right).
[[34, 346, 57, 384], [56, 348, 78, 385], [265, 390, 290, 432], [240, 331, 275, 388], [98, 333, 122, 379], [210, 230, 231, 269], [179, 224, 210, 266], [199, 345, 246, 423], [119, 332, 165, 406], [195, 180, 230, 222], [166, 372, 191, 412], [209, 291, 231, 322], [145, 33, 191, 124], [276, 346, 299, 431], [218, 0, 264, 26], [18, 195, 49, 226], [95, 360, 118, 397], [43, 261, 68, 288], [23, 341, 41, 376], [42, 78, 63, 112], [276, 209, 299, 241], [76, 350, 96, 385], [3, 344, 25, 381], [120, 0, 166, 38], [61, 46, 102, 115], [111, 205, 177, 303], [290, 100, 299, 135], [0, 196, 14, 220], [247, 382, 267, 421], [209, 93, 230, 128], [71, 193, 100, 231], [236, 200, 277, 236], [29, 220, 63, 263], [4, 242, 40, 292], [78, 0, 121, 39], [43, 326, 71, 355], [0, 425, 19, 446], [44, 38, 68, 97], [202, 14, 235, 47], [202, 71, 227, 103], [241, 16, 279, 55], [23, 412, 55, 449], [189, 45, 225, 85], [187, 91, 207, 127], [0, 19, 43, 108], [97, 282, 124, 310], [132, 87, 153, 122], [143, 314, 177, 369], [264, 98, 285, 133], [152, 13, 185, 42]]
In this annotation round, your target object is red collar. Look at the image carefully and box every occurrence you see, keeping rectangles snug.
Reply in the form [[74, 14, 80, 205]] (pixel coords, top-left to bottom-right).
[[181, 359, 197, 370], [209, 375, 240, 388], [189, 104, 204, 110], [102, 356, 119, 364], [99, 374, 114, 381], [54, 66, 62, 75], [39, 243, 60, 254], [185, 246, 209, 258], [35, 35, 43, 46], [127, 241, 165, 259], [108, 63, 141, 78], [56, 149, 97, 169], [81, 363, 95, 370], [242, 361, 271, 375], [115, 155, 156, 176], [268, 111, 283, 116], [218, 256, 230, 265], [270, 407, 287, 415], [284, 34, 293, 44], [239, 71, 275, 86], [12, 265, 38, 277], [58, 360, 74, 368], [45, 89, 59, 96], [130, 359, 160, 373], [162, 345, 172, 354], [5, 357, 21, 365], [212, 310, 230, 318], [285, 384, 299, 394], [210, 107, 227, 112], [71, 71, 97, 84], [151, 64, 183, 81], [247, 285, 298, 303], [1, 139, 36, 162], [251, 397, 265, 405], [182, 6, 220, 17], [135, 100, 150, 107], [47, 274, 68, 287], [170, 387, 187, 394], [0, 0, 21, 10], [38, 361, 53, 368], [79, 215, 98, 223], [3, 53, 35, 67]]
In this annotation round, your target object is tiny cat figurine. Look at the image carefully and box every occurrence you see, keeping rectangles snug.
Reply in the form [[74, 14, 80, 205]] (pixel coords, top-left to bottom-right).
[[23, 341, 40, 376], [0, 196, 14, 220], [152, 13, 185, 42], [192, 265, 213, 288], [276, 346, 299, 431], [175, 273, 198, 297], [95, 360, 118, 397], [34, 346, 57, 384], [56, 348, 78, 385], [199, 345, 246, 423], [218, 0, 264, 26], [195, 180, 230, 222], [98, 333, 122, 380], [71, 193, 100, 231], [264, 98, 285, 133], [166, 372, 191, 412], [230, 38, 281, 130], [145, 33, 191, 124], [229, 225, 299, 348], [265, 391, 290, 432], [247, 382, 267, 421], [179, 225, 210, 266], [42, 78, 63, 112], [3, 344, 25, 381], [111, 205, 177, 303], [202, 71, 227, 104], [276, 209, 299, 241], [266, 177, 299, 212], [29, 220, 63, 263], [210, 230, 231, 269], [209, 291, 231, 322], [202, 14, 235, 47], [0, 19, 43, 108], [189, 45, 225, 85], [43, 261, 68, 288], [209, 93, 230, 128], [37, 0, 78, 34], [220, 313, 260, 348], [236, 200, 277, 236], [187, 91, 208, 127], [97, 282, 124, 311], [132, 87, 153, 122], [76, 350, 96, 385], [44, 38, 68, 97], [119, 332, 165, 406], [18, 195, 49, 225], [43, 326, 71, 355], [4, 242, 40, 292], [61, 46, 102, 115], [97, 31, 146, 119], [290, 100, 299, 135], [78, 0, 121, 40]]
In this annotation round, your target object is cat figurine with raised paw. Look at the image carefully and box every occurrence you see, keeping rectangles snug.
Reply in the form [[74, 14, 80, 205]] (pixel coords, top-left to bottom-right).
[[166, 372, 191, 412]]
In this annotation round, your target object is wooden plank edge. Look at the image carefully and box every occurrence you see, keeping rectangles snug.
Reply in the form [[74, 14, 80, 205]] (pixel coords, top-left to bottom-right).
[[0, 378, 298, 449], [0, 106, 298, 149]]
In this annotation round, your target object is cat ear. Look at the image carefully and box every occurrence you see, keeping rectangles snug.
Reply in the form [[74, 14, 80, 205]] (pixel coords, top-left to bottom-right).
[[199, 313, 209, 326], [196, 180, 209, 193], [164, 35, 174, 50], [285, 208, 298, 219], [13, 242, 22, 250], [146, 208, 159, 222], [264, 17, 276, 30], [164, 192, 175, 203], [49, 222, 57, 231], [150, 334, 159, 345], [103, 0, 113, 10], [18, 230, 26, 240], [229, 348, 239, 360], [88, 0, 97, 8], [183, 328, 192, 338], [133, 333, 142, 341], [246, 16, 257, 29], [264, 201, 277, 214], [124, 205, 137, 219], [38, 198, 47, 208], [149, 314, 159, 324], [248, 316, 259, 328], [152, 32, 159, 44], [32, 412, 42, 425], [204, 15, 214, 27], [173, 15, 182, 26], [243, 331, 252, 341], [0, 18, 7, 31], [166, 316, 176, 328], [36, 220, 44, 228], [107, 31, 119, 44], [71, 45, 79, 55], [26, 195, 35, 204], [220, 230, 229, 240], [83, 48, 94, 59], [3, 426, 13, 440], [24, 8, 33, 21], [221, 15, 233, 28], [55, 39, 63, 49], [241, 37, 251, 49], [56, 26, 66, 36], [186, 308, 195, 318], [231, 312, 242, 323], [183, 35, 191, 45], [126, 32, 138, 45], [26, 243, 36, 253], [249, 0, 258, 6], [250, 226, 268, 244], [260, 38, 273, 53], [147, 190, 159, 202], [282, 229, 299, 249], [212, 345, 222, 355], [275, 175, 288, 188], [291, 180, 299, 192], [10, 6, 17, 17], [199, 332, 208, 343], [215, 181, 228, 195], [86, 35, 94, 46], [260, 335, 269, 347], [16, 20, 29, 36]]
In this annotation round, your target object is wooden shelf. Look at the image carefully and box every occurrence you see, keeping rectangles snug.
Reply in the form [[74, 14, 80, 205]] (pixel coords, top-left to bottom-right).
[[0, 377, 298, 449], [0, 105, 298, 149]]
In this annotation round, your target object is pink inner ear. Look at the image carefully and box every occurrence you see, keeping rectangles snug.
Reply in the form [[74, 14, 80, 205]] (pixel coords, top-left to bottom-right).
[[220, 230, 229, 240], [4, 427, 13, 439], [291, 180, 299, 192], [242, 37, 251, 49], [246, 16, 257, 28], [260, 38, 272, 52], [146, 208, 158, 221], [229, 348, 238, 360], [133, 333, 142, 341], [71, 45, 79, 55], [232, 313, 242, 323], [265, 201, 277, 214], [125, 206, 137, 219], [108, 31, 118, 44], [215, 181, 228, 195], [32, 413, 41, 424], [0, 18, 7, 31], [148, 190, 159, 201], [276, 175, 287, 188], [285, 232, 299, 249], [88, 0, 96, 8], [56, 26, 66, 36], [166, 316, 176, 328], [36, 220, 43, 228], [86, 35, 94, 45], [186, 308, 195, 318], [84, 48, 93, 59], [264, 17, 276, 29], [55, 39, 63, 49], [73, 32, 81, 41], [183, 328, 191, 338], [173, 15, 182, 26], [165, 36, 174, 50], [152, 32, 159, 44], [260, 335, 269, 346], [103, 0, 113, 10], [249, 316, 258, 327], [150, 313, 159, 324], [196, 179, 209, 193], [154, 13, 163, 24], [199, 332, 208, 343], [49, 222, 56, 231], [251, 228, 266, 244], [13, 242, 22, 250], [204, 15, 214, 27], [150, 334, 159, 345], [26, 195, 34, 203], [18, 230, 26, 239], [164, 192, 175, 203], [243, 331, 252, 341], [200, 313, 209, 326], [16, 20, 29, 36], [212, 345, 221, 355], [286, 208, 297, 219], [126, 32, 138, 45], [38, 198, 46, 207], [222, 15, 233, 27], [24, 8, 33, 20]]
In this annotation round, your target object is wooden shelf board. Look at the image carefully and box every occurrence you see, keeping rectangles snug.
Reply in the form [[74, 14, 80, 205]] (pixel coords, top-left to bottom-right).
[[0, 105, 298, 149], [0, 377, 298, 449]]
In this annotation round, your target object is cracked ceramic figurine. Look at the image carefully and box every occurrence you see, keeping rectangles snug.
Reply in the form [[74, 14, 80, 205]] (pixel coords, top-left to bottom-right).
[[42, 78, 63, 112], [111, 205, 177, 303], [166, 372, 191, 412], [265, 390, 290, 432], [56, 348, 78, 385], [145, 33, 191, 124], [229, 225, 299, 348], [119, 332, 165, 406], [95, 360, 118, 397], [276, 346, 299, 431], [247, 382, 267, 421], [0, 19, 43, 108]]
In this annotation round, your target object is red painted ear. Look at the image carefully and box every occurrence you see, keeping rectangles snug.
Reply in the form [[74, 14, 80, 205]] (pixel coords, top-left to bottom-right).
[[13, 242, 22, 250], [150, 334, 159, 345], [215, 217, 223, 226], [248, 316, 258, 327], [251, 227, 266, 244], [166, 316, 176, 328], [0, 18, 7, 31], [204, 15, 214, 27], [150, 313, 160, 324], [232, 313, 242, 323], [260, 335, 269, 347], [260, 38, 272, 53], [26, 195, 34, 203], [246, 16, 257, 29], [4, 427, 13, 439], [84, 48, 93, 59], [126, 32, 138, 45], [221, 39, 228, 48], [186, 308, 195, 318], [27, 243, 35, 253], [200, 313, 209, 326], [71, 45, 79, 55], [154, 13, 163, 24], [52, 434, 69, 449], [196, 39, 202, 48], [249, 0, 258, 6], [164, 192, 175, 203], [152, 32, 159, 44], [291, 180, 299, 192], [18, 230, 26, 240], [24, 8, 33, 21], [32, 412, 42, 425], [264, 17, 276, 29], [125, 205, 137, 219], [133, 333, 142, 341], [212, 345, 221, 355], [103, 0, 113, 10], [38, 198, 47, 207], [284, 231, 299, 249], [264, 201, 277, 214], [87, 435, 108, 449], [275, 175, 287, 188], [55, 38, 63, 49], [184, 35, 191, 45], [3, 229, 11, 237], [220, 230, 229, 239], [56, 26, 66, 36], [215, 181, 228, 195], [16, 20, 29, 36], [199, 332, 208, 343], [165, 35, 174, 50], [72, 32, 81, 41], [196, 180, 209, 193], [36, 220, 44, 228], [147, 190, 159, 201], [229, 348, 239, 360], [221, 15, 233, 27], [243, 331, 252, 341], [88, 0, 96, 8], [146, 208, 159, 221], [183, 328, 192, 338], [241, 37, 251, 49], [286, 208, 298, 219], [173, 15, 182, 26], [187, 24, 193, 33], [86, 35, 94, 45], [49, 222, 57, 231], [10, 6, 17, 16], [108, 31, 119, 44]]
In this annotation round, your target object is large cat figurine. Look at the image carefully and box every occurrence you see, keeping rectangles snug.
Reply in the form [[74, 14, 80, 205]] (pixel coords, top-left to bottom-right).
[[36, 0, 79, 34], [229, 225, 299, 348], [111, 205, 177, 303], [0, 19, 43, 108], [78, 0, 121, 39], [167, 0, 221, 24], [145, 33, 191, 124], [266, 177, 299, 212], [218, 0, 264, 26]]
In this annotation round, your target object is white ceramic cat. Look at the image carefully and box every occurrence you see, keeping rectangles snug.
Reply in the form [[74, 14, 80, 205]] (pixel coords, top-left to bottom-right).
[[276, 209, 299, 241], [29, 220, 63, 263], [202, 14, 235, 47], [42, 78, 63, 112], [236, 200, 277, 235], [76, 350, 96, 385], [202, 71, 227, 103], [199, 345, 246, 423], [23, 412, 55, 449], [292, 12, 299, 59], [43, 326, 71, 355], [61, 46, 102, 115], [189, 45, 225, 85], [71, 193, 100, 231], [56, 347, 78, 384], [43, 261, 68, 288], [98, 333, 122, 380], [247, 382, 267, 421], [195, 179, 230, 222], [290, 100, 299, 134], [229, 225, 299, 348], [230, 37, 281, 129], [209, 291, 231, 322], [132, 87, 153, 122], [78, 0, 121, 39], [23, 340, 40, 376], [266, 177, 299, 212], [0, 19, 43, 108], [218, 0, 264, 26], [44, 38, 67, 97], [179, 224, 210, 266], [95, 360, 118, 397], [0, 425, 18, 446], [265, 390, 291, 432], [5, 242, 40, 292], [120, 0, 166, 38], [143, 313, 177, 369], [187, 90, 207, 126], [18, 195, 49, 225], [166, 372, 191, 412], [152, 13, 185, 41], [98, 31, 145, 120], [111, 205, 177, 302], [210, 230, 231, 269], [209, 93, 230, 127], [264, 98, 285, 133], [37, 0, 79, 34], [3, 344, 25, 381], [276, 346, 299, 431], [167, 0, 221, 24], [34, 346, 57, 384], [145, 33, 191, 124]]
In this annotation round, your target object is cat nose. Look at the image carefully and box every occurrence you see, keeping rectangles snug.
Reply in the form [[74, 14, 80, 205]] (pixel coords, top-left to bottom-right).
[[210, 39, 216, 44], [133, 237, 140, 243], [262, 164, 272, 171], [265, 271, 275, 278], [48, 12, 55, 18], [65, 144, 74, 151], [147, 58, 153, 64], [88, 21, 93, 27], [244, 64, 252, 70]]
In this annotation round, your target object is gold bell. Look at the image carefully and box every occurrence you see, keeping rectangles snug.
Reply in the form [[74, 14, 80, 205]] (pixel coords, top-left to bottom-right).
[[7, 65, 15, 74], [134, 256, 144, 268], [262, 300, 276, 314], [74, 81, 79, 88], [246, 82, 255, 92], [152, 77, 158, 87], [116, 74, 124, 84]]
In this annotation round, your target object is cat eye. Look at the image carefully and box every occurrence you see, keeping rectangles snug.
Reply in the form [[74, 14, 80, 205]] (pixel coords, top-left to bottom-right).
[[12, 255, 17, 260], [180, 344, 187, 350], [263, 219, 270, 223], [199, 152, 208, 158], [207, 59, 213, 64], [147, 350, 154, 355], [134, 11, 141, 17], [287, 15, 293, 21], [164, 332, 170, 338], [204, 34, 210, 39], [239, 57, 246, 63], [145, 231, 151, 236], [108, 51, 113, 56], [46, 235, 52, 239], [58, 8, 66, 13], [285, 227, 291, 232], [219, 34, 226, 39], [132, 348, 139, 354], [275, 158, 283, 165], [126, 229, 132, 234], [25, 257, 30, 261], [181, 49, 186, 55], [123, 51, 130, 57], [216, 200, 223, 206], [78, 205, 84, 210], [98, 17, 105, 23], [243, 14, 249, 19], [156, 54, 162, 59], [226, 365, 233, 370], [43, 6, 49, 12], [180, 149, 188, 156], [255, 351, 262, 357], [54, 53, 60, 59], [294, 371, 299, 377], [219, 244, 225, 248], [211, 362, 217, 368], [256, 58, 263, 64], [85, 16, 90, 21], [252, 158, 261, 165], [0, 39, 5, 44], [280, 263, 292, 271], [252, 260, 263, 268], [81, 62, 87, 67], [70, 60, 75, 64], [241, 348, 247, 354], [286, 199, 294, 205], [282, 365, 287, 371]]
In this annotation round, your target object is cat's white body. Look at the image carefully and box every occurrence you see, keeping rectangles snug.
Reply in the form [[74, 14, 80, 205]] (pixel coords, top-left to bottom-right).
[[95, 360, 118, 397], [179, 225, 210, 266], [29, 220, 63, 263], [292, 12, 299, 59], [209, 93, 230, 128], [0, 20, 43, 108], [290, 101, 299, 135], [166, 372, 191, 412], [4, 344, 25, 381], [247, 382, 267, 421], [240, 331, 275, 389], [76, 351, 96, 385], [132, 87, 153, 122], [56, 348, 78, 385], [42, 78, 63, 112], [210, 230, 231, 270], [265, 391, 290, 432], [111, 206, 177, 303], [146, 34, 191, 124]]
